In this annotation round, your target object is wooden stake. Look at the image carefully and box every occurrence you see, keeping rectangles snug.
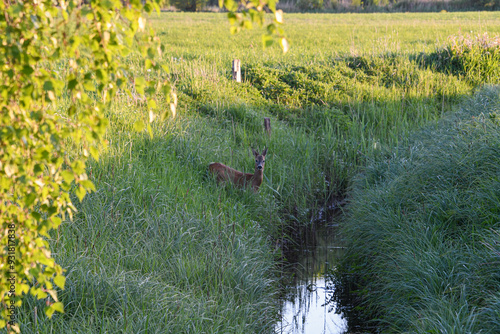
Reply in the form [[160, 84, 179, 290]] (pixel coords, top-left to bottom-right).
[[264, 117, 271, 137], [232, 59, 241, 83]]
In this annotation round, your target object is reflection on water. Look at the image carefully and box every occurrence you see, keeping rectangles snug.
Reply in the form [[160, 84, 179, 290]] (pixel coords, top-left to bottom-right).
[[276, 223, 347, 334], [277, 276, 347, 333]]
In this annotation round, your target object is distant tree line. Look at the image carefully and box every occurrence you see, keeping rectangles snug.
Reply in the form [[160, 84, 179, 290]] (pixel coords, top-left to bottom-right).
[[160, 0, 218, 11], [162, 0, 499, 11]]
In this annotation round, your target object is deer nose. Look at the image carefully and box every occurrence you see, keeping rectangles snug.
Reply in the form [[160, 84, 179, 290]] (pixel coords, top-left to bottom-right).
[[257, 165, 263, 170]]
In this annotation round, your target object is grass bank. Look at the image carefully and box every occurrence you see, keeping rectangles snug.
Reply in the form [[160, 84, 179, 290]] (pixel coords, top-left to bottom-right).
[[336, 85, 500, 332], [11, 12, 500, 333]]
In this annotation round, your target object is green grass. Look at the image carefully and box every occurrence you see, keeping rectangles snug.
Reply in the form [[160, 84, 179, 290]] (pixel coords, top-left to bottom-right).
[[336, 85, 500, 333], [155, 11, 500, 60], [18, 116, 281, 333], [11, 12, 500, 333]]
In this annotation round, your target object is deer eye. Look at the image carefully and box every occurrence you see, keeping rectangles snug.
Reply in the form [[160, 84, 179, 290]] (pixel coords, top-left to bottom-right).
[[255, 160, 258, 163]]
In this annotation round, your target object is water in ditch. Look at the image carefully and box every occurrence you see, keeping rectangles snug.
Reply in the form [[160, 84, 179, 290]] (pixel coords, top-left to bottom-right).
[[275, 221, 348, 334]]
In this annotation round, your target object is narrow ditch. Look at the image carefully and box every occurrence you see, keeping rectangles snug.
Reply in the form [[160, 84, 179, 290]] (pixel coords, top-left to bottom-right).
[[274, 200, 376, 334], [275, 221, 347, 333]]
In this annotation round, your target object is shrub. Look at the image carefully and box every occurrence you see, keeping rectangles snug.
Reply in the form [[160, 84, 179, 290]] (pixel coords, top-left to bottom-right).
[[465, 0, 500, 9], [297, 0, 324, 10], [171, 0, 207, 11]]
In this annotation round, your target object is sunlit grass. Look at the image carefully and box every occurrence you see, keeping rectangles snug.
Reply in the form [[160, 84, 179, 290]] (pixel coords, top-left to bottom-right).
[[152, 11, 500, 61]]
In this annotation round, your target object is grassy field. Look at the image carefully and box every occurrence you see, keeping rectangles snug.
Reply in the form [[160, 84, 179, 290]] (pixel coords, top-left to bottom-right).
[[14, 11, 500, 333]]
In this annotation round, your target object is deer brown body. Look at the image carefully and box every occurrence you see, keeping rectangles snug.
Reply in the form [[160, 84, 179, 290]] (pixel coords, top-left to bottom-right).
[[209, 148, 267, 192]]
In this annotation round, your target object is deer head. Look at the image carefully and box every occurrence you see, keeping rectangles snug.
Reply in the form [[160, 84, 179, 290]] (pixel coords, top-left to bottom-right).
[[252, 147, 267, 173]]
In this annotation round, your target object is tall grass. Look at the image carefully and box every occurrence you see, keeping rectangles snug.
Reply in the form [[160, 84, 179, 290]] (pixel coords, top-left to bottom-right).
[[419, 32, 500, 84], [336, 86, 500, 333], [17, 115, 281, 333], [12, 12, 500, 333]]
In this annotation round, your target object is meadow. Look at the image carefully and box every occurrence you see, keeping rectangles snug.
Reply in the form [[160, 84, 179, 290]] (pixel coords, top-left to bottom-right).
[[14, 11, 500, 333]]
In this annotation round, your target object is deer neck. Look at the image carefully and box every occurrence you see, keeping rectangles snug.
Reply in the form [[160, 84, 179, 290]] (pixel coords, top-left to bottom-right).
[[252, 168, 263, 185]]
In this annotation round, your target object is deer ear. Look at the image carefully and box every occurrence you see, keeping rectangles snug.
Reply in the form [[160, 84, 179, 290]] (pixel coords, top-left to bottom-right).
[[252, 148, 259, 157], [262, 147, 268, 156]]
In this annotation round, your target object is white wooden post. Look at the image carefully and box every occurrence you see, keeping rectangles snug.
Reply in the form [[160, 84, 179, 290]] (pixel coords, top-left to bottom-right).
[[232, 59, 241, 83]]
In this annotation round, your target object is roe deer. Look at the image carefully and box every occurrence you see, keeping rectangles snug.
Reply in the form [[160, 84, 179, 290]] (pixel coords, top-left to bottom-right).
[[209, 148, 268, 192]]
